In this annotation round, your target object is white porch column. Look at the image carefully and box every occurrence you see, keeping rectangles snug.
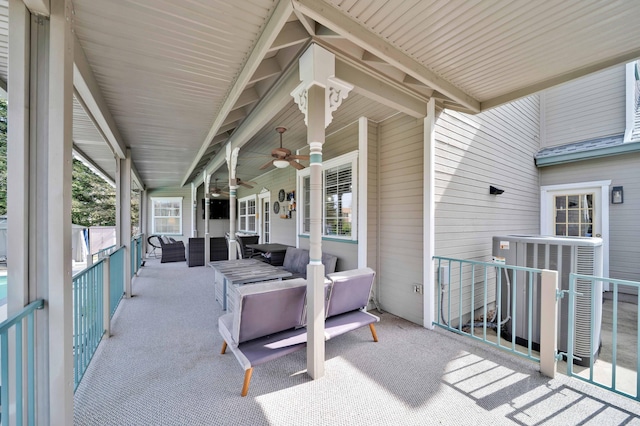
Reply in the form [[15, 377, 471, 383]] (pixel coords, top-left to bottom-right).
[[140, 189, 148, 255], [8, 0, 75, 422], [191, 182, 197, 237], [423, 98, 436, 329], [204, 172, 211, 263], [292, 43, 352, 379], [116, 150, 132, 297], [226, 146, 240, 260]]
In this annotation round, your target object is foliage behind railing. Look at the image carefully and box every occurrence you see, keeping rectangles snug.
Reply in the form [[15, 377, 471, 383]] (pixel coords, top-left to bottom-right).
[[0, 299, 44, 424]]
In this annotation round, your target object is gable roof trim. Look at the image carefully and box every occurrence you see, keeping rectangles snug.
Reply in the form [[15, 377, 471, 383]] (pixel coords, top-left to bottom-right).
[[535, 134, 640, 167]]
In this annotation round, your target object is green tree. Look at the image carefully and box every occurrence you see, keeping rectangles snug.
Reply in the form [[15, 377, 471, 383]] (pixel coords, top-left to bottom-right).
[[0, 98, 120, 226], [71, 159, 116, 226]]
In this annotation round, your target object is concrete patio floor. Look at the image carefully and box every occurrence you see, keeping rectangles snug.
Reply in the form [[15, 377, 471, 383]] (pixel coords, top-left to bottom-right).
[[73, 259, 640, 425]]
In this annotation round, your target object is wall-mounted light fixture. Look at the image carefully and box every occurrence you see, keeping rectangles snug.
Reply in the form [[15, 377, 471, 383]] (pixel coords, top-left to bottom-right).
[[611, 186, 624, 204], [489, 185, 504, 195]]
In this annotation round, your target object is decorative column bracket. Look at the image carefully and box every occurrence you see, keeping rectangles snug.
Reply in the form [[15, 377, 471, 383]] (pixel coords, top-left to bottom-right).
[[291, 44, 353, 128]]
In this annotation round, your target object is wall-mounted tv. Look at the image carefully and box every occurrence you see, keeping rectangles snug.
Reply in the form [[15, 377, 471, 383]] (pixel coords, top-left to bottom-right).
[[202, 199, 231, 220]]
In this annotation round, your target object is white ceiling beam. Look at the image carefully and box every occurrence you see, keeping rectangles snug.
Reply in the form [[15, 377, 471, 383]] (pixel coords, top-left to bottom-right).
[[72, 146, 115, 187], [72, 91, 145, 190], [294, 9, 316, 36], [315, 23, 341, 38], [268, 21, 309, 53], [249, 57, 282, 84], [292, 0, 480, 113], [361, 51, 385, 64], [335, 59, 427, 118], [197, 64, 300, 187], [481, 49, 640, 110], [180, 0, 293, 187], [222, 108, 246, 127], [216, 122, 237, 137], [23, 0, 49, 16], [233, 87, 260, 110], [73, 35, 127, 160]]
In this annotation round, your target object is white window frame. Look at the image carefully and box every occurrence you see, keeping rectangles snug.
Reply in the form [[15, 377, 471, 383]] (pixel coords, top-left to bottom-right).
[[238, 194, 257, 233], [624, 61, 639, 142], [257, 191, 271, 243], [151, 197, 183, 235], [540, 180, 610, 282], [297, 151, 358, 241]]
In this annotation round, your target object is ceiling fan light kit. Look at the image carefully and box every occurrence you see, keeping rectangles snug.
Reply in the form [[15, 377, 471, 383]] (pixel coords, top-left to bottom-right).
[[259, 126, 310, 170]]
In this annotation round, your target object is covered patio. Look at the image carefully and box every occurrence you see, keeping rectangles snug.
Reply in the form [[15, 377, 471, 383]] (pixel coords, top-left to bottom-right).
[[4, 1, 640, 424], [73, 258, 640, 425]]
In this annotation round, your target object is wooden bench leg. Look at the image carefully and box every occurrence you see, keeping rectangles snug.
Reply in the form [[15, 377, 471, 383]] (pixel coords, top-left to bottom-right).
[[241, 368, 253, 397], [369, 323, 379, 342], [221, 341, 227, 354]]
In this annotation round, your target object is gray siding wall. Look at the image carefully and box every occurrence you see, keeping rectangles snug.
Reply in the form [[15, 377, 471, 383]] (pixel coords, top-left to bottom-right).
[[542, 65, 625, 148], [539, 153, 640, 283], [434, 97, 541, 325], [236, 167, 298, 246], [146, 186, 193, 246], [377, 113, 425, 325], [374, 97, 540, 326]]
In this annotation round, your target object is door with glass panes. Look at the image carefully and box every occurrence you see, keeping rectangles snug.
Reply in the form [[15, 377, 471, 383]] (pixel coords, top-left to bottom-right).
[[541, 182, 610, 285]]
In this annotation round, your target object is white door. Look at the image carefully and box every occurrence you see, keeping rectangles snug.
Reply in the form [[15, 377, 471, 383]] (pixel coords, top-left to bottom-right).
[[258, 193, 270, 243], [541, 180, 610, 281]]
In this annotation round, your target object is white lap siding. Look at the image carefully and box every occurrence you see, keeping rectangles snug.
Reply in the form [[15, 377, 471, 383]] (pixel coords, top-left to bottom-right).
[[375, 96, 540, 326], [434, 96, 541, 326]]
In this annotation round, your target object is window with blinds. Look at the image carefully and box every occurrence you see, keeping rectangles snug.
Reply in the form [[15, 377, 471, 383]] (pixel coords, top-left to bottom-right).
[[298, 151, 358, 241]]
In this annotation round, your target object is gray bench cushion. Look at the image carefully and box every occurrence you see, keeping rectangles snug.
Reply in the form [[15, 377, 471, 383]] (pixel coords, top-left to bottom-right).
[[233, 278, 307, 344], [281, 247, 338, 279], [326, 268, 376, 318]]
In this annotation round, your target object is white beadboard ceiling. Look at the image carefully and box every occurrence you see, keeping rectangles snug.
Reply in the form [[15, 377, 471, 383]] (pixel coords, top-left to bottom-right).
[[2, 0, 640, 189]]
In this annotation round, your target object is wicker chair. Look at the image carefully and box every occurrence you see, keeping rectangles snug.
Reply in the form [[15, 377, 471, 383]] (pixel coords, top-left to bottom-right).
[[235, 234, 260, 259], [147, 235, 162, 258], [158, 236, 186, 263]]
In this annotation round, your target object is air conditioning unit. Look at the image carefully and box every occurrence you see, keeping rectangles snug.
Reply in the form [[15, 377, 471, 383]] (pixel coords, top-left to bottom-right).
[[492, 235, 603, 366]]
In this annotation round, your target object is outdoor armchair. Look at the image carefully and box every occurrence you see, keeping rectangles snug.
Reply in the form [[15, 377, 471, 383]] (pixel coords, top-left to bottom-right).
[[158, 236, 186, 263]]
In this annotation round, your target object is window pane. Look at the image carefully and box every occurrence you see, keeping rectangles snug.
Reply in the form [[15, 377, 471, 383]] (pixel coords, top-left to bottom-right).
[[153, 198, 181, 234], [303, 176, 310, 233], [567, 195, 579, 208], [323, 163, 352, 237]]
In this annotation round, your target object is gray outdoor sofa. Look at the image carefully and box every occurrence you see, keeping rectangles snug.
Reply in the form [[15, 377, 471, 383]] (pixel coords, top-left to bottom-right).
[[280, 247, 338, 279], [218, 267, 378, 396]]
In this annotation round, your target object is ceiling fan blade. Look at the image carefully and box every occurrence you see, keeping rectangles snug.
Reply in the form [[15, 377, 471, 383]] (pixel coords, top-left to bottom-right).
[[289, 155, 310, 160], [239, 181, 254, 189], [272, 147, 290, 158], [260, 159, 274, 170], [289, 160, 305, 170]]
